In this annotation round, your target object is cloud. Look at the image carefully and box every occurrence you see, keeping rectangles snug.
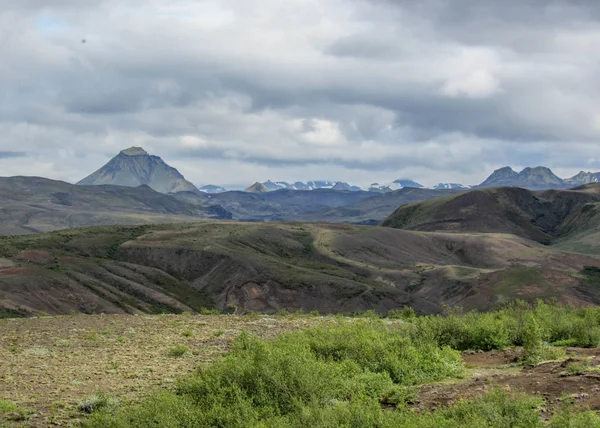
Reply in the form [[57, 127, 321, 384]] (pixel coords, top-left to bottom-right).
[[0, 151, 26, 159], [1, 0, 600, 188]]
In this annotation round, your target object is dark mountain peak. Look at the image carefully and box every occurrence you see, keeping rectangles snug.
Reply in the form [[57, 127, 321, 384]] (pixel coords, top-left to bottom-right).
[[478, 166, 566, 190], [120, 146, 149, 156], [517, 166, 564, 185], [478, 166, 518, 187], [77, 148, 198, 194]]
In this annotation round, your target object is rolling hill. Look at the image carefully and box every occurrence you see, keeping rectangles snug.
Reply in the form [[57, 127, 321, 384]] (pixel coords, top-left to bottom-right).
[[381, 184, 600, 251], [0, 176, 231, 235], [2, 222, 600, 318]]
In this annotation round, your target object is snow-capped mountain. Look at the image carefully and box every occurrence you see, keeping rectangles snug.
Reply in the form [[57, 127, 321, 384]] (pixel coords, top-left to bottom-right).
[[432, 183, 470, 190], [258, 180, 351, 191], [368, 179, 424, 193], [198, 185, 227, 194]]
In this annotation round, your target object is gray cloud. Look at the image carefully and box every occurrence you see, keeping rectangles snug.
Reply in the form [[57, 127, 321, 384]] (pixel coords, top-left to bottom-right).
[[0, 151, 26, 159], [1, 0, 599, 188]]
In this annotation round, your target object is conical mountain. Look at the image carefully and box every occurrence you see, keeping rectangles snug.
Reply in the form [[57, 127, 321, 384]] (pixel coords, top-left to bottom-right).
[[77, 147, 198, 194], [245, 182, 269, 193]]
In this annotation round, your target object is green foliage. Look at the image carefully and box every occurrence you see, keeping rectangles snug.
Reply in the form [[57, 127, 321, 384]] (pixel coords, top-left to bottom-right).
[[199, 308, 222, 315], [0, 399, 31, 421], [565, 360, 590, 376], [387, 306, 417, 320], [167, 345, 189, 357], [181, 329, 193, 337], [86, 303, 600, 427], [549, 402, 600, 428], [404, 300, 600, 352], [87, 321, 463, 427]]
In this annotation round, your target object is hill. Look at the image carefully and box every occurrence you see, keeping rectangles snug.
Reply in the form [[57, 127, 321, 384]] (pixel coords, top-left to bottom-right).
[[2, 222, 600, 318], [0, 177, 230, 235], [381, 184, 600, 248], [77, 147, 198, 194], [299, 188, 465, 224]]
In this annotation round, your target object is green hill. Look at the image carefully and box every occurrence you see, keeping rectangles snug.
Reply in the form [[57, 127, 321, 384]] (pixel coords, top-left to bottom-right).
[[2, 222, 600, 318], [381, 185, 600, 247]]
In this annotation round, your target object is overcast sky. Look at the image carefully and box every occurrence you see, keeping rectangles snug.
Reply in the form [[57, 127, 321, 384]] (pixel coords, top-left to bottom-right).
[[2, 0, 600, 188]]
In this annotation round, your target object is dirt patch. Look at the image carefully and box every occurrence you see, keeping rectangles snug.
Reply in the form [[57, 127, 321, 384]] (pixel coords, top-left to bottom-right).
[[462, 348, 522, 367], [417, 348, 600, 417], [16, 250, 54, 265], [0, 268, 32, 275]]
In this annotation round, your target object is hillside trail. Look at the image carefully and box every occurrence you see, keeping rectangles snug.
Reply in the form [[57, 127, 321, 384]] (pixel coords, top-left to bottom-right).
[[415, 348, 600, 418]]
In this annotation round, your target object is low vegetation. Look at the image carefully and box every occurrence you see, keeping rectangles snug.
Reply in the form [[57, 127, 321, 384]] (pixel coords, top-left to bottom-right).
[[5, 301, 600, 426], [84, 301, 600, 427]]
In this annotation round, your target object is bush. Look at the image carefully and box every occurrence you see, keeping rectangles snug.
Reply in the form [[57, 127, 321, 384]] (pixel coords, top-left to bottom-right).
[[87, 321, 463, 427], [77, 394, 119, 414], [167, 345, 189, 357], [86, 303, 600, 427]]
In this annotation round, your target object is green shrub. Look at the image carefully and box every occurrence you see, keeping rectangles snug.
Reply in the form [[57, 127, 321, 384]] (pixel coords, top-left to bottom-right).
[[77, 394, 119, 414], [87, 321, 463, 427], [167, 345, 189, 357], [387, 306, 416, 320], [565, 360, 590, 375], [181, 329, 193, 337]]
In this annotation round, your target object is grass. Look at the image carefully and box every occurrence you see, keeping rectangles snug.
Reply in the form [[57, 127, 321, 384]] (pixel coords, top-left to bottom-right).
[[0, 313, 331, 426], [85, 310, 600, 427], [0, 399, 31, 422], [7, 303, 600, 426]]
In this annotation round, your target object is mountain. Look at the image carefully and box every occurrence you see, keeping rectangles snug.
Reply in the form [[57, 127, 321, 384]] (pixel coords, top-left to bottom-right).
[[331, 181, 361, 191], [260, 180, 341, 191], [390, 179, 424, 189], [77, 147, 198, 194], [245, 182, 269, 193], [262, 180, 289, 191], [298, 188, 464, 224], [198, 185, 227, 194], [477, 166, 567, 190], [565, 171, 600, 186], [381, 184, 600, 248], [4, 222, 600, 317], [0, 176, 230, 235], [369, 179, 424, 193], [432, 183, 470, 190]]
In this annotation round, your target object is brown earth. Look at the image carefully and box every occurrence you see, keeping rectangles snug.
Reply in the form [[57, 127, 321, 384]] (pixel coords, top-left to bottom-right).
[[416, 348, 600, 418]]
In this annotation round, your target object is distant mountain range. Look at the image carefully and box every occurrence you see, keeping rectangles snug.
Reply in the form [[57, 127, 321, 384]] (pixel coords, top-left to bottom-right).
[[74, 147, 600, 194]]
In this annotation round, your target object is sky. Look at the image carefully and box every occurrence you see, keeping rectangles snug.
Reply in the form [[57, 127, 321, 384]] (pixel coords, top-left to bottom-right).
[[1, 0, 600, 189]]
